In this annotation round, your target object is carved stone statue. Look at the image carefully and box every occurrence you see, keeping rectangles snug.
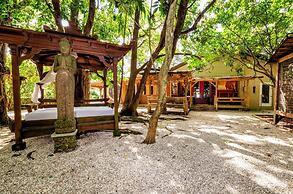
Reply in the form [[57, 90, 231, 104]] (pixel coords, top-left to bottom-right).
[[51, 38, 78, 152]]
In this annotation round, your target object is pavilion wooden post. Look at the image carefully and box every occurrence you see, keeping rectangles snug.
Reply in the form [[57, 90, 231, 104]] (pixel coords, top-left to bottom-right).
[[10, 45, 26, 151], [112, 58, 120, 136], [189, 80, 193, 108], [103, 69, 107, 105], [83, 70, 90, 101]]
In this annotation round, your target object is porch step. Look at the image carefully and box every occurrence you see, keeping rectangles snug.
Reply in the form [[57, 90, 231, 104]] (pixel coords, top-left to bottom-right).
[[217, 105, 246, 109], [191, 104, 215, 111]]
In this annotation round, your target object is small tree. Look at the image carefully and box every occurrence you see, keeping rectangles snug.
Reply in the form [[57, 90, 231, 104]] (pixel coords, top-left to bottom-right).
[[143, 0, 177, 144], [121, 0, 216, 116]]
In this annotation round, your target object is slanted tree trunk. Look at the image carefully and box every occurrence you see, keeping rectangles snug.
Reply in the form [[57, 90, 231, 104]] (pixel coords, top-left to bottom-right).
[[121, 8, 140, 116], [122, 20, 167, 116], [143, 0, 177, 144], [70, 0, 80, 28], [84, 0, 96, 36], [122, 0, 189, 116], [0, 43, 8, 125]]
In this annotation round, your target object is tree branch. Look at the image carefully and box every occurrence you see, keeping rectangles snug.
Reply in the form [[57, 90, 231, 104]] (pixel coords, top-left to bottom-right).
[[44, 0, 55, 16], [172, 0, 189, 56], [157, 52, 202, 60], [181, 0, 216, 35], [187, 0, 198, 9]]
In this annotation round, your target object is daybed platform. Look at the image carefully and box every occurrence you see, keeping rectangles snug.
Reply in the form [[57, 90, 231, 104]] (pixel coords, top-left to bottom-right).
[[10, 106, 115, 139]]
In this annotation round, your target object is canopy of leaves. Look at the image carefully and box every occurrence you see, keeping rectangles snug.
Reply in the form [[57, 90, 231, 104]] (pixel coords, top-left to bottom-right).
[[182, 0, 293, 77]]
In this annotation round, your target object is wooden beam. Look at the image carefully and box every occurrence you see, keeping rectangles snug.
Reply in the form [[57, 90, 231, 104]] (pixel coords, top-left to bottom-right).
[[208, 81, 216, 88], [191, 80, 199, 88], [10, 45, 26, 151], [278, 53, 293, 63], [0, 25, 131, 58], [98, 56, 113, 70]]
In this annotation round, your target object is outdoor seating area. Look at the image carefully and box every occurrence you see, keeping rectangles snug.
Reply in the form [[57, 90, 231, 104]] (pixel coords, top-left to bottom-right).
[[147, 96, 189, 115], [0, 25, 131, 151], [17, 106, 115, 139]]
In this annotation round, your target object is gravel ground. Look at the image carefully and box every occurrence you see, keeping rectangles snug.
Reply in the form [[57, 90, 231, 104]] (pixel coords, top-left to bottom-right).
[[0, 110, 293, 194]]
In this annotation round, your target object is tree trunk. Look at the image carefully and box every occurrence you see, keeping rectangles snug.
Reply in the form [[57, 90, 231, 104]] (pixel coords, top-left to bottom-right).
[[121, 8, 140, 116], [0, 43, 8, 125], [127, 0, 189, 115], [70, 0, 80, 28], [84, 0, 96, 36], [172, 0, 188, 55], [143, 0, 177, 144], [51, 0, 63, 32], [126, 20, 167, 116]]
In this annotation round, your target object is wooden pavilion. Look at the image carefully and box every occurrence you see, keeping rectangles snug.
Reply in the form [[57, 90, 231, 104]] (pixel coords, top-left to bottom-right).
[[120, 65, 192, 114], [121, 63, 193, 105], [0, 25, 131, 151], [268, 33, 293, 124]]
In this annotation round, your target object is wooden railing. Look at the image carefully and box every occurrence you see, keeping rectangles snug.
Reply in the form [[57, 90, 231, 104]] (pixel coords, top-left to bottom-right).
[[21, 98, 111, 112]]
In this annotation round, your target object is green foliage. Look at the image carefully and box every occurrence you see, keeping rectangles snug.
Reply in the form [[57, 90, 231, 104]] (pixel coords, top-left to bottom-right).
[[184, 0, 293, 81], [0, 0, 55, 30]]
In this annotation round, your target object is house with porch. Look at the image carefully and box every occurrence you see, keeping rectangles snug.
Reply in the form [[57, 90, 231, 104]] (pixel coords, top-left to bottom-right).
[[120, 59, 277, 111], [192, 60, 277, 110]]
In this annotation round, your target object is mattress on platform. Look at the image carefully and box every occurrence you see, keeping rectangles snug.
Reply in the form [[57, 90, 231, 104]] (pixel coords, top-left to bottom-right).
[[24, 106, 114, 121]]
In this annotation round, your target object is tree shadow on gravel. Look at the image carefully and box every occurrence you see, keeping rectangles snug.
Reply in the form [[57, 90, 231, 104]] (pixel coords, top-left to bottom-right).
[[165, 112, 293, 193]]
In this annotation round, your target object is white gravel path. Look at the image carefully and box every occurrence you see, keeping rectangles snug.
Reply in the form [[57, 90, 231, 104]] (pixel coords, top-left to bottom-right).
[[0, 111, 292, 194]]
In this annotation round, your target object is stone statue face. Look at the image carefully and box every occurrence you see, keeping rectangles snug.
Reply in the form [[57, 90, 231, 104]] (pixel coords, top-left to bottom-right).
[[59, 38, 71, 55]]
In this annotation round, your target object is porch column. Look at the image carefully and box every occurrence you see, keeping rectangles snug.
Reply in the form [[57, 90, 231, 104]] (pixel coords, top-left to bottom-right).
[[215, 81, 218, 111], [274, 62, 281, 124], [189, 81, 193, 108], [244, 80, 249, 108], [112, 58, 120, 136], [10, 45, 26, 151], [199, 81, 204, 98]]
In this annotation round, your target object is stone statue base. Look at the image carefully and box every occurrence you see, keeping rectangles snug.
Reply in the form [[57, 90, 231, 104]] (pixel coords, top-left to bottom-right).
[[51, 129, 78, 152], [55, 118, 76, 134]]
